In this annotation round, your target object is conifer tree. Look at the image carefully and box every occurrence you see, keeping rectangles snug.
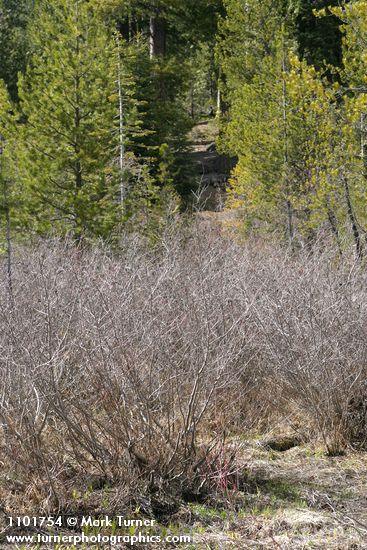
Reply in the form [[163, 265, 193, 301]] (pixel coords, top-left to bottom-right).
[[99, 0, 224, 201], [0, 0, 34, 100], [219, 0, 300, 241], [218, 0, 364, 249], [0, 80, 18, 296], [284, 55, 345, 247], [326, 1, 367, 255], [295, 0, 342, 70], [17, 0, 128, 240]]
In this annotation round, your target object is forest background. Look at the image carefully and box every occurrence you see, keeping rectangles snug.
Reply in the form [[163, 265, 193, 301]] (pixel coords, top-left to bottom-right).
[[1, 0, 366, 252]]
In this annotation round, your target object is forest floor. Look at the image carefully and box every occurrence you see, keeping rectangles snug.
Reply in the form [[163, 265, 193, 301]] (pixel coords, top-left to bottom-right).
[[189, 119, 231, 212], [174, 437, 367, 549], [4, 438, 367, 549], [187, 119, 240, 233]]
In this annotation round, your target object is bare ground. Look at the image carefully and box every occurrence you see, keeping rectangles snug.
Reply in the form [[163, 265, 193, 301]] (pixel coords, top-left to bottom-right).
[[188, 120, 234, 211]]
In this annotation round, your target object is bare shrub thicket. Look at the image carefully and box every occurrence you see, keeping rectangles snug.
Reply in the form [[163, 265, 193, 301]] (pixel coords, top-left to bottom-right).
[[0, 227, 366, 511]]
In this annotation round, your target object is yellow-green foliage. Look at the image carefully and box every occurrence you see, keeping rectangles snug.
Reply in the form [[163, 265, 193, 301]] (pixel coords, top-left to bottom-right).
[[0, 80, 22, 229], [330, 1, 367, 87], [224, 47, 285, 230], [221, 0, 367, 247], [284, 55, 342, 232]]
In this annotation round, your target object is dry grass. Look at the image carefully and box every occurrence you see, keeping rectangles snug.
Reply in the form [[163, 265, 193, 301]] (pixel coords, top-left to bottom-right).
[[183, 439, 367, 549], [3, 442, 367, 548]]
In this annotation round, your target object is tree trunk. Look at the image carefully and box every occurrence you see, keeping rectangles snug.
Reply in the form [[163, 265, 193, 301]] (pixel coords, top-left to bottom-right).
[[5, 201, 13, 304], [343, 175, 363, 259], [74, 5, 83, 242], [216, 86, 221, 115], [150, 12, 166, 100], [327, 208, 342, 257], [117, 39, 125, 208], [0, 134, 13, 305], [360, 113, 367, 178], [281, 27, 294, 250], [149, 16, 165, 59]]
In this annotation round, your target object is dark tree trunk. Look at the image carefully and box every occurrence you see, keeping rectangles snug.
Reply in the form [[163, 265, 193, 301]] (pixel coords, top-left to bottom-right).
[[149, 16, 166, 58], [150, 12, 166, 100], [343, 175, 363, 259], [119, 19, 130, 41], [327, 208, 342, 257]]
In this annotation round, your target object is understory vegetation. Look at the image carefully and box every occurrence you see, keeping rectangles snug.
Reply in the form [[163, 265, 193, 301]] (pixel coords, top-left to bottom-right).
[[1, 227, 366, 517]]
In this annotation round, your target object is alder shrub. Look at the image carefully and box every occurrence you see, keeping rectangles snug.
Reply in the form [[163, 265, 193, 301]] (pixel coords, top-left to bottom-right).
[[0, 227, 366, 511]]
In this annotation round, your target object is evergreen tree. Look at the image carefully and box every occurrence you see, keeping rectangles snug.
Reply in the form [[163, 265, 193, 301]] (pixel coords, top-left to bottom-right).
[[0, 80, 19, 295], [99, 0, 223, 201], [218, 0, 362, 249], [295, 0, 343, 70], [218, 0, 300, 241], [0, 0, 34, 100], [17, 0, 131, 240], [328, 0, 367, 255], [284, 55, 345, 247], [218, 0, 291, 92]]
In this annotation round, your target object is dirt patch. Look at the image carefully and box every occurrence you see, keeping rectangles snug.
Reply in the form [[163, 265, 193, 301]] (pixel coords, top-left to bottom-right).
[[188, 120, 236, 212]]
